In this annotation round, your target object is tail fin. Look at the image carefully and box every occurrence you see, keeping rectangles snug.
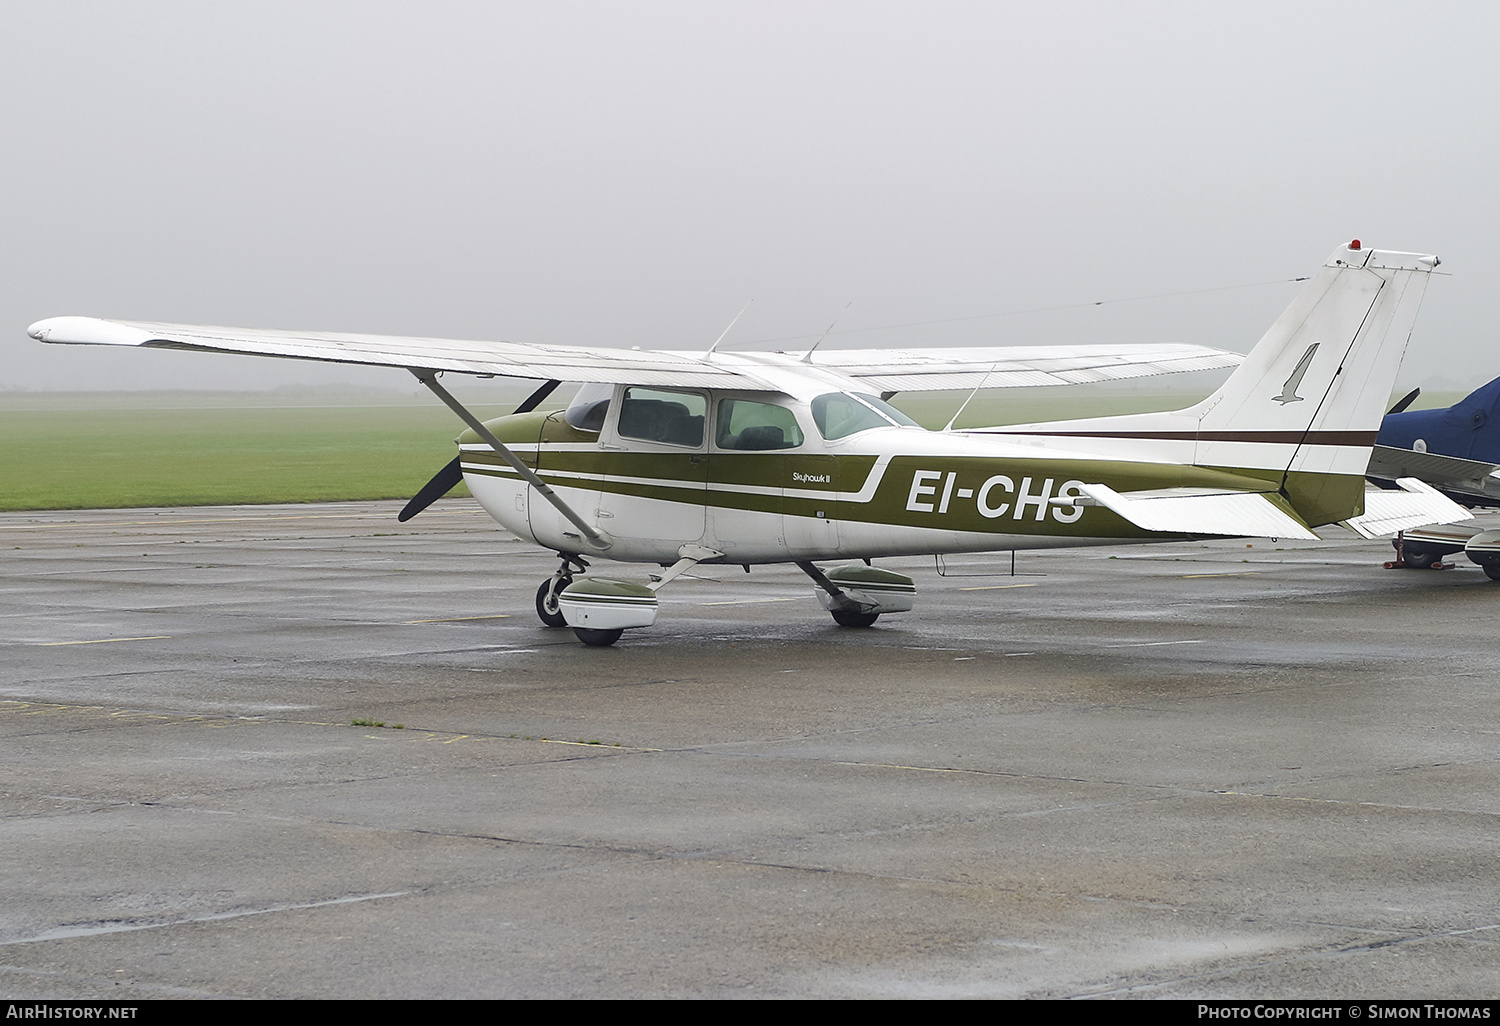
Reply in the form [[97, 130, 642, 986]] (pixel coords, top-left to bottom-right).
[[979, 242, 1441, 526], [1195, 242, 1436, 457]]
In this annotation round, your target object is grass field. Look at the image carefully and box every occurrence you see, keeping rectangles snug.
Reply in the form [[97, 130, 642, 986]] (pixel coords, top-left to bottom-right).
[[2, 386, 1455, 511], [0, 392, 523, 511]]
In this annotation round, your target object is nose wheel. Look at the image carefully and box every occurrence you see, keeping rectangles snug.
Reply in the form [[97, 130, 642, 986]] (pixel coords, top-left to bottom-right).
[[536, 555, 589, 628], [535, 578, 570, 627]]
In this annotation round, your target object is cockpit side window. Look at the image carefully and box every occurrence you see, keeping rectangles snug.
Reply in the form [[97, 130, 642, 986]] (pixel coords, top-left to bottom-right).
[[716, 398, 804, 450], [811, 392, 920, 440], [617, 387, 706, 447]]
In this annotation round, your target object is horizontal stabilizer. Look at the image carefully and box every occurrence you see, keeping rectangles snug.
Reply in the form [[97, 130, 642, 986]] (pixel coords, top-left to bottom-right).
[[1074, 484, 1319, 540], [1366, 445, 1500, 504], [1341, 478, 1474, 539]]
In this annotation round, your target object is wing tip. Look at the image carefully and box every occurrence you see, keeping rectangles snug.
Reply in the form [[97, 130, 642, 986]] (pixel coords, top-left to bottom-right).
[[29, 316, 153, 347]]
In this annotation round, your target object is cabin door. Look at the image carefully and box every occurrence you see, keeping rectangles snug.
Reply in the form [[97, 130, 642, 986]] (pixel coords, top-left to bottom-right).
[[595, 386, 710, 557]]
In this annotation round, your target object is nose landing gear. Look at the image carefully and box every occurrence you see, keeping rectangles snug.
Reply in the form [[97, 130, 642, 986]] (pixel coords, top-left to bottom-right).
[[535, 579, 569, 627], [535, 554, 590, 628]]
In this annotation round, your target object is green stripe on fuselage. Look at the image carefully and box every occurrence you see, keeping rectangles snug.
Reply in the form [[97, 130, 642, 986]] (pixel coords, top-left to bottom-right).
[[458, 409, 1354, 538], [464, 447, 1297, 540]]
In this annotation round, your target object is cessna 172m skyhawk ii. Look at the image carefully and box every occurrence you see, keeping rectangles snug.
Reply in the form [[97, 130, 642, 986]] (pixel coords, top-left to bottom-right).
[[29, 242, 1468, 645]]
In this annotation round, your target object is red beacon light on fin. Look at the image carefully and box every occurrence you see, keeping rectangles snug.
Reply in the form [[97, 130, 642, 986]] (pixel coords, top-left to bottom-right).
[[1349, 239, 1361, 250]]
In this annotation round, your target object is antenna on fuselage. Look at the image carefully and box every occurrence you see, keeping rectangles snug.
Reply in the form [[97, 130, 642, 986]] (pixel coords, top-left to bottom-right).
[[801, 301, 853, 363], [706, 301, 754, 357]]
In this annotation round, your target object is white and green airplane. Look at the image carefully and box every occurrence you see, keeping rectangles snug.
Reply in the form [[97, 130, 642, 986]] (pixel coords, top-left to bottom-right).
[[30, 241, 1466, 646]]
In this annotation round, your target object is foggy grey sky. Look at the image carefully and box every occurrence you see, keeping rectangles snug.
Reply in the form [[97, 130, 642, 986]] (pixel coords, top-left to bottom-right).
[[5, 1, 1498, 392]]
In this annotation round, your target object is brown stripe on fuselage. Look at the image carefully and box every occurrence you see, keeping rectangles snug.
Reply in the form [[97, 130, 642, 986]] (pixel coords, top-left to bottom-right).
[[980, 429, 1379, 446]]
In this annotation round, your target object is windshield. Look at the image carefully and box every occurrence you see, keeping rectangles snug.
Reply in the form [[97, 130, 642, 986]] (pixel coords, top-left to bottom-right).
[[811, 392, 921, 440], [563, 382, 612, 432]]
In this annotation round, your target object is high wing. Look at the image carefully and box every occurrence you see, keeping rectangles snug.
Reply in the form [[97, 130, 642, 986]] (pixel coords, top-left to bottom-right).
[[774, 343, 1243, 392], [28, 316, 1242, 393], [27, 316, 748, 390], [1367, 444, 1500, 506]]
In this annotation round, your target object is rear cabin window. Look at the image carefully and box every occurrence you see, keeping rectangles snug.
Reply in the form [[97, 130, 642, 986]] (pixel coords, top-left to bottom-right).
[[716, 398, 803, 450], [617, 387, 706, 447]]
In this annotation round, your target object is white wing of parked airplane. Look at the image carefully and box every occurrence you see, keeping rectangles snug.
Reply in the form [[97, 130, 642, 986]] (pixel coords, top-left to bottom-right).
[[28, 316, 1242, 393], [1366, 445, 1500, 505], [1341, 478, 1474, 539], [782, 344, 1243, 392]]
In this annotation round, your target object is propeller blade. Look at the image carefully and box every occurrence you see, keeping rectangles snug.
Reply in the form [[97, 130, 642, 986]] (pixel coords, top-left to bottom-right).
[[398, 456, 464, 522], [1387, 387, 1421, 416], [398, 380, 561, 522], [515, 379, 561, 414]]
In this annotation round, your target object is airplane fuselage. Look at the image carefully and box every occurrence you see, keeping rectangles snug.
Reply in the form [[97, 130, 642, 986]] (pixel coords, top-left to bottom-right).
[[460, 394, 1283, 566]]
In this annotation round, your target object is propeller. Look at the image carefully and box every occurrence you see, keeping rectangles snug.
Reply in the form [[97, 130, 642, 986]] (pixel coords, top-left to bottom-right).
[[397, 379, 562, 522], [398, 456, 464, 522], [1387, 387, 1421, 416]]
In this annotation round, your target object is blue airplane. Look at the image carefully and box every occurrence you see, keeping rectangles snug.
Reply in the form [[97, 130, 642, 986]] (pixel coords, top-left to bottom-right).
[[1369, 379, 1500, 575]]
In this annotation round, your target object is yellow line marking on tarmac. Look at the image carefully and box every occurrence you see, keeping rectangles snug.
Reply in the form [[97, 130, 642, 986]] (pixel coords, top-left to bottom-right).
[[836, 761, 967, 774], [701, 597, 799, 606], [403, 614, 512, 623], [0, 701, 665, 751], [0, 509, 491, 531], [36, 635, 172, 646], [535, 737, 663, 751], [959, 583, 1038, 591]]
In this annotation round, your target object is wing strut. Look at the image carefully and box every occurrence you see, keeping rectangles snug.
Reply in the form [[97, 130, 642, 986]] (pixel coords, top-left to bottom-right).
[[398, 378, 565, 522], [410, 369, 611, 550], [795, 561, 873, 613]]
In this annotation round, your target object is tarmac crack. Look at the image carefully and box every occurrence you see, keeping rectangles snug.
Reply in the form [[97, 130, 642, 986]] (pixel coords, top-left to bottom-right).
[[0, 891, 412, 947], [1069, 921, 1500, 999]]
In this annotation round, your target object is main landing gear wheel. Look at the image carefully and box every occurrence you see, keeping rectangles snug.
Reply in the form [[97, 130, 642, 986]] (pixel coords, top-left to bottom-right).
[[831, 609, 880, 628], [1401, 547, 1441, 569], [535, 578, 570, 628], [573, 627, 623, 647]]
